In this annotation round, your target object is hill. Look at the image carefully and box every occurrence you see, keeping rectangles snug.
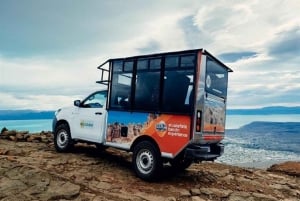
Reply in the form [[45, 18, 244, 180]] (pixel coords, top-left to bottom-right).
[[227, 106, 300, 115], [239, 121, 300, 134]]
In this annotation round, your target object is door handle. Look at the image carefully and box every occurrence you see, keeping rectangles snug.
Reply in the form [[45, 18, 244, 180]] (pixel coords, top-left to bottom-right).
[[95, 112, 102, 115]]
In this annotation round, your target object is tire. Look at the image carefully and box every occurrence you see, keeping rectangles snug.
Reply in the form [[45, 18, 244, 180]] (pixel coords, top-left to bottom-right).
[[95, 144, 107, 151], [170, 152, 193, 171], [170, 155, 193, 171], [54, 123, 73, 152], [132, 141, 162, 181]]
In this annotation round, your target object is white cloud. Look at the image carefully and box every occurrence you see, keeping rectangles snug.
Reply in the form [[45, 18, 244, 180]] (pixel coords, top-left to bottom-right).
[[0, 56, 105, 110], [0, 0, 299, 110]]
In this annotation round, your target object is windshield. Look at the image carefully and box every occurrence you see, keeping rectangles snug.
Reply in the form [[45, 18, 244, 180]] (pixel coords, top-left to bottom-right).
[[205, 57, 228, 98]]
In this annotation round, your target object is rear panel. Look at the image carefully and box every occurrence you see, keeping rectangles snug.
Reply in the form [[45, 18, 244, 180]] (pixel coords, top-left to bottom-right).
[[192, 53, 228, 144]]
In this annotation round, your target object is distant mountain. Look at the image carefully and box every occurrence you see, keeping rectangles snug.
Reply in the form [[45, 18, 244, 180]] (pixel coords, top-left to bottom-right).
[[239, 121, 300, 134], [226, 121, 300, 154], [227, 106, 300, 115], [0, 110, 55, 120]]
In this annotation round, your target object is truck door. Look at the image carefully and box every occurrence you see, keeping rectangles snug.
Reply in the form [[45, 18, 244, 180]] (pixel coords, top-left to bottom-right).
[[203, 58, 228, 140], [193, 55, 230, 143], [72, 91, 107, 143]]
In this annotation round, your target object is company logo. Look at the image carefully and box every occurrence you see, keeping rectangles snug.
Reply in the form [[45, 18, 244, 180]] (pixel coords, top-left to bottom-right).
[[80, 120, 94, 128], [156, 121, 167, 132]]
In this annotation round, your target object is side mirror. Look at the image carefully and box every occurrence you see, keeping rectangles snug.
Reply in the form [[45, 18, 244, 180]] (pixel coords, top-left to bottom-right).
[[74, 100, 81, 107]]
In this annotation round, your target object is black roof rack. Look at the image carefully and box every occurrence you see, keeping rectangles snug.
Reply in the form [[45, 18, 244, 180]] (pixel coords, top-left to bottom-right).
[[96, 49, 233, 86]]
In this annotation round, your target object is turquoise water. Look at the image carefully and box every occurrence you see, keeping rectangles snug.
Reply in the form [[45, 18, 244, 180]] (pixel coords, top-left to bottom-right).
[[0, 119, 52, 133], [1, 114, 300, 133]]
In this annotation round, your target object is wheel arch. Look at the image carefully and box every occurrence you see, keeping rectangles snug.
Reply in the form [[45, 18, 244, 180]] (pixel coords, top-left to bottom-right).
[[54, 119, 70, 132], [130, 135, 161, 155]]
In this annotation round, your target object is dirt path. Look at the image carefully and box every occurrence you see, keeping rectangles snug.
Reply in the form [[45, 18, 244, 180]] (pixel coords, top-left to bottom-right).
[[0, 132, 299, 201]]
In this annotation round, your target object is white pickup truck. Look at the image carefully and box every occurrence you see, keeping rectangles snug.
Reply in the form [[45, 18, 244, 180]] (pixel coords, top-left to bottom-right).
[[53, 49, 232, 181]]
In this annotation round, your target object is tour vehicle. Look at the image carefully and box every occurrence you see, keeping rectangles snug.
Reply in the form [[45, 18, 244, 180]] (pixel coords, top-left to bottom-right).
[[53, 49, 233, 180]]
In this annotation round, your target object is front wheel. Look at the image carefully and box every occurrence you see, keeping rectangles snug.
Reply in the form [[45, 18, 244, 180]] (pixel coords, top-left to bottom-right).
[[132, 141, 162, 181], [54, 123, 73, 152]]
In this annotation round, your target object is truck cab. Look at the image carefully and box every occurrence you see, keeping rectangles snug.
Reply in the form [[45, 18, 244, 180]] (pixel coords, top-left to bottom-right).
[[53, 49, 232, 181]]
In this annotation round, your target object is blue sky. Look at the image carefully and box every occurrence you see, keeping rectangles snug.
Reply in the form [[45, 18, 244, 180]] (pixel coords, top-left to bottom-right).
[[0, 0, 299, 110]]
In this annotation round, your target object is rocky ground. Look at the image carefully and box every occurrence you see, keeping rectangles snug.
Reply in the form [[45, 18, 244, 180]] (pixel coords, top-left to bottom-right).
[[0, 130, 299, 201]]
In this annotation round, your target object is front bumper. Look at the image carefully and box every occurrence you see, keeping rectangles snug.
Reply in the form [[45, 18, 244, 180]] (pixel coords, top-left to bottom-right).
[[184, 143, 224, 161]]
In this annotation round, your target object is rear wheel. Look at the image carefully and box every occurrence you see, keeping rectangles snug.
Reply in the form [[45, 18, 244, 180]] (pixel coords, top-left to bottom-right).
[[132, 141, 162, 181], [170, 153, 193, 171], [54, 123, 73, 152], [95, 144, 107, 151], [170, 158, 193, 171]]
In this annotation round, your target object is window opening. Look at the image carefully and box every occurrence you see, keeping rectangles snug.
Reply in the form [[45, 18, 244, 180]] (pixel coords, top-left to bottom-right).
[[180, 55, 195, 68], [110, 61, 133, 109], [165, 55, 179, 68], [162, 69, 194, 113], [137, 59, 148, 70], [135, 71, 160, 110], [205, 57, 228, 98], [113, 60, 123, 72], [82, 91, 107, 108], [149, 58, 161, 69], [124, 61, 133, 72]]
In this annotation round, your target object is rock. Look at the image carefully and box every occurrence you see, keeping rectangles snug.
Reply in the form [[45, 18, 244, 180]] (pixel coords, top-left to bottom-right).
[[252, 193, 277, 201], [44, 181, 80, 200], [165, 196, 176, 201], [268, 161, 300, 177], [16, 133, 24, 140], [228, 192, 278, 201], [178, 189, 191, 197], [200, 187, 232, 198], [96, 181, 111, 190], [9, 135, 16, 141], [26, 135, 42, 142], [40, 135, 48, 143], [190, 188, 201, 196], [211, 169, 230, 177], [1, 127, 8, 134], [221, 174, 234, 183], [228, 191, 252, 201], [235, 176, 263, 188], [0, 177, 27, 197], [191, 196, 207, 201], [2, 130, 17, 136], [0, 149, 9, 155]]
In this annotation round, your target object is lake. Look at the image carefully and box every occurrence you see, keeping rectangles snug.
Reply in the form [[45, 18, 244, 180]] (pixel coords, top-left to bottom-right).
[[0, 119, 52, 133], [1, 114, 300, 133]]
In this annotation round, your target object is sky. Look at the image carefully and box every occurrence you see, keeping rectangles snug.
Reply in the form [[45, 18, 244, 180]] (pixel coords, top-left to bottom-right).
[[0, 0, 299, 110]]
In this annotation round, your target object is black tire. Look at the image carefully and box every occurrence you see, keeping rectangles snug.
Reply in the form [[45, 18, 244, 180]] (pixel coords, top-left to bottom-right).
[[170, 155, 193, 171], [132, 141, 162, 181], [54, 123, 73, 152], [170, 159, 193, 171], [95, 144, 107, 151]]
